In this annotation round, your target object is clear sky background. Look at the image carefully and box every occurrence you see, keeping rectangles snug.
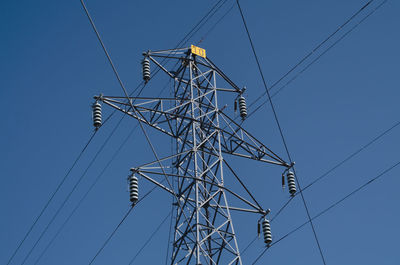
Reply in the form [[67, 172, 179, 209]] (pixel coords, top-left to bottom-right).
[[1, 0, 399, 264]]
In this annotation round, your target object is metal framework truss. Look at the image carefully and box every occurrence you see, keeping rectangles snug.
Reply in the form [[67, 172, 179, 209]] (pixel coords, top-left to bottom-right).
[[96, 47, 290, 264]]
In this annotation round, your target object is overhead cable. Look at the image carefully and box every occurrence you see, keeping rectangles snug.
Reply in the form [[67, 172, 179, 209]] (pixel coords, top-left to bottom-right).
[[33, 122, 138, 264], [251, 158, 400, 264], [87, 183, 163, 265], [245, 0, 375, 113], [20, 115, 126, 265], [34, 74, 175, 264], [88, 207, 133, 265], [5, 130, 97, 265], [245, 0, 388, 121], [197, 0, 236, 44], [236, 1, 327, 264], [128, 210, 173, 264], [271, 118, 400, 223], [242, 118, 400, 257]]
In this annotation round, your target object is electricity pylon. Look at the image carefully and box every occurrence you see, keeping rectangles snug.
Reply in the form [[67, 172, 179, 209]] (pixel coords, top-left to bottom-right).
[[94, 46, 291, 264]]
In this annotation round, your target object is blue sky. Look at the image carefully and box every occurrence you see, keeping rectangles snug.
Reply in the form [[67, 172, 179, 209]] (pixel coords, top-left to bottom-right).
[[1, 0, 399, 264]]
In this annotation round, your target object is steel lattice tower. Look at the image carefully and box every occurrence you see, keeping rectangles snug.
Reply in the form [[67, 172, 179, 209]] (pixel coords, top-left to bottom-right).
[[94, 46, 291, 264]]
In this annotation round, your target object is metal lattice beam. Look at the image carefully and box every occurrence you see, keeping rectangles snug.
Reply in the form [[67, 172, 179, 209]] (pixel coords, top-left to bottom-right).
[[95, 46, 291, 264]]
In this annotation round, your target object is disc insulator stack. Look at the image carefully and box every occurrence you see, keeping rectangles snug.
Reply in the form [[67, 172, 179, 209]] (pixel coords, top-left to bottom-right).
[[92, 101, 102, 129], [262, 218, 272, 245], [129, 175, 139, 204], [142, 58, 150, 83], [238, 96, 247, 120], [287, 171, 297, 196]]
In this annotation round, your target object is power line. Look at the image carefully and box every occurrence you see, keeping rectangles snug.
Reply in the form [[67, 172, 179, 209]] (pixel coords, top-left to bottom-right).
[[271, 118, 400, 223], [304, 120, 398, 192], [165, 202, 174, 265], [239, 2, 391, 255], [80, 0, 132, 98], [220, 0, 382, 147], [271, 0, 388, 104], [88, 206, 134, 265], [186, 0, 230, 45], [5, 130, 97, 265], [242, 0, 389, 256], [165, 109, 175, 265], [235, 0, 289, 183], [34, 74, 175, 265], [128, 210, 172, 264], [236, 1, 327, 264], [33, 122, 138, 265], [87, 183, 163, 264], [19, 76, 146, 264], [242, 118, 400, 256], [26, 53, 148, 265], [8, 4, 153, 260], [6, 20, 147, 265], [20, 114, 127, 265], [241, 236, 258, 256], [176, 0, 228, 49], [150, 0, 230, 81], [197, 0, 236, 44], [251, 158, 400, 264], [245, 0, 388, 121], [244, 0, 375, 113]]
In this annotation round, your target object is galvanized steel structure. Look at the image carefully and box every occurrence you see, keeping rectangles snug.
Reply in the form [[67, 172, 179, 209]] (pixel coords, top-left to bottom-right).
[[94, 46, 292, 264]]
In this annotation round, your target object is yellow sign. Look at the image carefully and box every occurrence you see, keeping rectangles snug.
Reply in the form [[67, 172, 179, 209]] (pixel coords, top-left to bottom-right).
[[191, 45, 206, 58]]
